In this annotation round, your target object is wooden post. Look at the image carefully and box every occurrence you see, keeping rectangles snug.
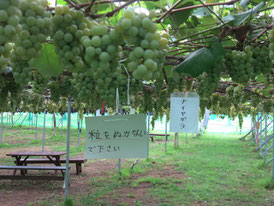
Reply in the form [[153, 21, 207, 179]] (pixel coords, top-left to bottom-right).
[[174, 132, 178, 147]]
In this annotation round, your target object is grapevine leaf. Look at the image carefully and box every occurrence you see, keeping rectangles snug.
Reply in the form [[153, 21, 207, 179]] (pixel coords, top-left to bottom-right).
[[30, 44, 63, 77], [174, 47, 214, 77], [174, 37, 224, 77], [192, 7, 212, 17], [256, 74, 264, 83], [240, 0, 249, 8], [223, 2, 264, 26], [168, 1, 194, 28]]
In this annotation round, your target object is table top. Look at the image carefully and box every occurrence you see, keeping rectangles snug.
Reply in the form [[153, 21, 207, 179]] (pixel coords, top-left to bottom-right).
[[6, 151, 66, 157]]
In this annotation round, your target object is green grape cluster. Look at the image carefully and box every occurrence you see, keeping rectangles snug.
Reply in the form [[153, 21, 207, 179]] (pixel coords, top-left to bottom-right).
[[12, 0, 51, 87], [0, 74, 21, 111], [0, 0, 21, 71], [12, 59, 32, 87], [196, 59, 224, 98], [116, 10, 169, 81], [31, 71, 48, 94], [269, 27, 274, 61], [59, 76, 76, 98], [72, 22, 125, 104], [225, 47, 255, 83], [52, 5, 91, 72], [48, 80, 60, 103], [250, 46, 272, 74], [48, 76, 76, 103]]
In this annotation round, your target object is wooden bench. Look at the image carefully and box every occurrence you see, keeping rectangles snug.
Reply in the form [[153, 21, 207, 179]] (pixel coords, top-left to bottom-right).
[[149, 133, 170, 142], [16, 158, 86, 175], [0, 165, 67, 181]]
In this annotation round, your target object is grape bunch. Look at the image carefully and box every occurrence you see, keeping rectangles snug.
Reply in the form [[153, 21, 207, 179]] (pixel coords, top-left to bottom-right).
[[196, 59, 224, 98], [48, 76, 77, 103], [225, 47, 255, 83], [52, 5, 91, 72], [250, 46, 272, 75], [72, 22, 125, 105], [116, 10, 169, 81], [0, 0, 21, 71], [269, 27, 274, 61], [12, 0, 51, 87], [31, 71, 48, 94], [48, 80, 60, 103]]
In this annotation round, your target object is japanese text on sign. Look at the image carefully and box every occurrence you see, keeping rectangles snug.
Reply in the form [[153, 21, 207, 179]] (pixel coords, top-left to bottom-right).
[[170, 92, 199, 133], [84, 114, 148, 159]]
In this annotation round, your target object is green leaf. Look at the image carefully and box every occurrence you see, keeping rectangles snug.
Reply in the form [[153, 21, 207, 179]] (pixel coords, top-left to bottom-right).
[[30, 44, 63, 77], [174, 37, 224, 77], [192, 7, 212, 17], [256, 74, 264, 83], [223, 2, 265, 26], [261, 89, 270, 97], [168, 1, 194, 28], [57, 0, 68, 5], [240, 0, 249, 8]]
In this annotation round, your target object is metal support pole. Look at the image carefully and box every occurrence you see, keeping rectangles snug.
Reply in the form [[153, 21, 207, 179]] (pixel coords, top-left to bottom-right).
[[65, 98, 72, 200], [61, 114, 64, 136], [272, 114, 274, 182], [20, 113, 28, 126], [165, 114, 168, 152], [6, 112, 8, 133], [29, 112, 31, 131], [0, 113, 3, 144], [77, 113, 80, 148], [11, 113, 23, 127], [147, 113, 150, 135], [116, 88, 121, 174], [118, 158, 121, 174], [264, 114, 268, 161], [77, 120, 80, 148], [35, 114, 38, 140], [42, 110, 46, 152], [260, 113, 263, 155]]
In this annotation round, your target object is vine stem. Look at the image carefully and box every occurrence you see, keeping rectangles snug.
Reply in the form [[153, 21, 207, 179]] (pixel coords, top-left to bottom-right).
[[64, 0, 81, 10], [85, 0, 96, 16], [197, 0, 225, 24], [91, 0, 136, 18], [156, 0, 184, 23], [251, 23, 274, 42], [170, 0, 238, 14]]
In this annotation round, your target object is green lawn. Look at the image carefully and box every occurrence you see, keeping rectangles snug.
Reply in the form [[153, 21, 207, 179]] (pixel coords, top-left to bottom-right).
[[0, 126, 273, 206]]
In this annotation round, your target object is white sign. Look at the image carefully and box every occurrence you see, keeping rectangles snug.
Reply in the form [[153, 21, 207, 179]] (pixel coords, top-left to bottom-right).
[[170, 92, 199, 133], [84, 114, 148, 159]]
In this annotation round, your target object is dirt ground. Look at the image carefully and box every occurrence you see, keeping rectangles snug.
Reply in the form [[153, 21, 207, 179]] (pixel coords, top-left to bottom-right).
[[0, 158, 188, 206]]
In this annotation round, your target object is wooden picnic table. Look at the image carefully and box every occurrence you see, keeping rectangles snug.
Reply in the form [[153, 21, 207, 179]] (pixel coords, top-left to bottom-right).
[[6, 151, 66, 175]]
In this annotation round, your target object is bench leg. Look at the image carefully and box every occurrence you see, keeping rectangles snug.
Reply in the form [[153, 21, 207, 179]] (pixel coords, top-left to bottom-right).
[[150, 136, 154, 142], [76, 163, 79, 175]]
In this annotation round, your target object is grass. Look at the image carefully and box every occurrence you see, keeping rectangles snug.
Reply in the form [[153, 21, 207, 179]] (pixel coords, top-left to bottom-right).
[[0, 126, 273, 206]]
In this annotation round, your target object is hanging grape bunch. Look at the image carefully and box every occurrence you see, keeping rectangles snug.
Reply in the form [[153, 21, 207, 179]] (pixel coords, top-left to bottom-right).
[[196, 58, 224, 98], [225, 47, 255, 83], [52, 5, 92, 72], [116, 10, 169, 81], [32, 71, 48, 94], [250, 46, 272, 75], [48, 80, 61, 103], [269, 27, 274, 61], [72, 21, 126, 105], [12, 0, 51, 87], [0, 0, 21, 71]]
